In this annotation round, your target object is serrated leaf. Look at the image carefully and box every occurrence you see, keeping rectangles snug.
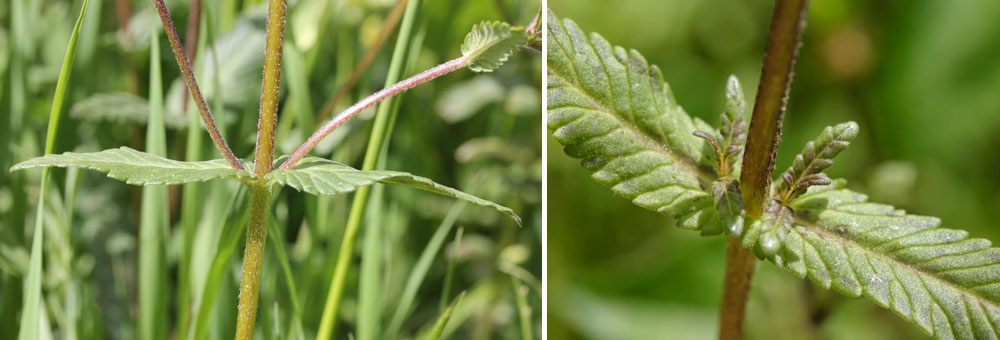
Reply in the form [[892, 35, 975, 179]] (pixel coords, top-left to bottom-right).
[[756, 180, 1000, 339], [265, 157, 521, 226], [777, 121, 858, 202], [546, 10, 719, 231], [461, 21, 526, 72], [70, 92, 188, 128], [10, 147, 252, 185]]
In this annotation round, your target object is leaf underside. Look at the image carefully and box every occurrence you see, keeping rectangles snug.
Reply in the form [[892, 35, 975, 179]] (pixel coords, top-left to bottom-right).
[[461, 21, 526, 72], [762, 180, 1000, 339], [10, 147, 252, 185], [546, 10, 720, 231], [547, 9, 1000, 340], [266, 157, 521, 226]]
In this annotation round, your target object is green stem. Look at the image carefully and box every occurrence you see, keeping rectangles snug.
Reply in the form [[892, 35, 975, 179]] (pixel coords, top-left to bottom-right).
[[722, 0, 808, 339], [234, 184, 273, 340], [253, 0, 287, 176], [314, 1, 422, 338]]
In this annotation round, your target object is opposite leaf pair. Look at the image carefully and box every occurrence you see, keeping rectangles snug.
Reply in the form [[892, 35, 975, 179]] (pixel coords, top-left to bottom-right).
[[548, 10, 1000, 339]]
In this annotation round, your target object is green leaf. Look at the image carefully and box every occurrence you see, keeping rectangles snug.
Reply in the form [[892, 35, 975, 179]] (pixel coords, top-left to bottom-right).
[[546, 10, 719, 231], [777, 121, 858, 202], [711, 177, 743, 236], [20, 0, 89, 338], [70, 92, 188, 128], [756, 179, 1000, 339], [426, 292, 465, 340], [10, 147, 253, 185], [265, 157, 521, 226], [461, 21, 526, 72]]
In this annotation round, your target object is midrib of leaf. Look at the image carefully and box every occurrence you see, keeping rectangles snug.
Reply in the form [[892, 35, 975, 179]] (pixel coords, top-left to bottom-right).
[[766, 184, 1000, 339], [548, 72, 713, 186], [792, 217, 998, 337]]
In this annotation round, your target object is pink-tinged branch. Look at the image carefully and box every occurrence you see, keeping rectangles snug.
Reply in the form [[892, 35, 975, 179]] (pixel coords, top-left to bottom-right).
[[152, 0, 245, 171], [278, 56, 468, 170]]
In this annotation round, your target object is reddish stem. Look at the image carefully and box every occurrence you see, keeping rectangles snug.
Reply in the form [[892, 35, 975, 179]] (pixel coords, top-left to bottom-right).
[[153, 0, 245, 171], [278, 56, 468, 170]]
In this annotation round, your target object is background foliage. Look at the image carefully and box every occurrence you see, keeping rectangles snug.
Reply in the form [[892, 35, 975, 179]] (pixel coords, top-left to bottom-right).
[[0, 0, 541, 338], [546, 0, 1000, 339]]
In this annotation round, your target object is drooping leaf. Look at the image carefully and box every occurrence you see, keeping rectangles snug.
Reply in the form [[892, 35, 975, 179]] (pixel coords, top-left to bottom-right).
[[546, 10, 720, 231], [461, 21, 526, 72], [266, 157, 521, 225], [777, 121, 859, 202], [10, 147, 253, 185], [757, 179, 1000, 339]]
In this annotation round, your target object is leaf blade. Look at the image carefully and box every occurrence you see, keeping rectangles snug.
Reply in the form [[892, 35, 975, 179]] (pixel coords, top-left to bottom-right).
[[266, 157, 521, 225], [10, 147, 253, 185], [760, 181, 1000, 339], [546, 10, 718, 231], [461, 21, 526, 72]]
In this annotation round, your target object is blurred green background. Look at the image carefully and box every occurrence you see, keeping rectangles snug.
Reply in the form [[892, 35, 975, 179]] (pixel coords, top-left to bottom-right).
[[1, 0, 540, 339], [547, 0, 1000, 339]]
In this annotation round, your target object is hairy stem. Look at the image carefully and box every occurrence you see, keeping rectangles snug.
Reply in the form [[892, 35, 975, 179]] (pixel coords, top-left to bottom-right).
[[313, 0, 408, 126], [152, 0, 244, 170], [234, 184, 272, 340], [739, 0, 809, 217], [254, 0, 287, 176], [721, 1, 808, 339], [281, 56, 466, 170], [719, 238, 757, 340]]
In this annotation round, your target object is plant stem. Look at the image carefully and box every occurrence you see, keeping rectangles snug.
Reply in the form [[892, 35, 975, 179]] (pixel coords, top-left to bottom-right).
[[313, 0, 408, 126], [280, 56, 466, 170], [721, 1, 808, 339], [718, 238, 758, 340], [234, 184, 273, 340], [152, 0, 244, 171], [739, 0, 809, 218], [254, 0, 287, 176]]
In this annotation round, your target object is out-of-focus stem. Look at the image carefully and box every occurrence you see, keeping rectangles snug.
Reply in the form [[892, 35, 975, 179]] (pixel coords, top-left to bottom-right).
[[313, 0, 408, 126]]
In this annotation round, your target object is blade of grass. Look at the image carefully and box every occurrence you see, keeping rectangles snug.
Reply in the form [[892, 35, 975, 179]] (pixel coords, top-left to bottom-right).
[[313, 0, 407, 125], [440, 227, 463, 312], [138, 25, 169, 340], [266, 214, 304, 340], [17, 1, 89, 339], [179, 3, 209, 335], [426, 292, 466, 340], [511, 277, 532, 340], [357, 170, 387, 340], [189, 187, 249, 340], [386, 202, 467, 338], [314, 0, 423, 338]]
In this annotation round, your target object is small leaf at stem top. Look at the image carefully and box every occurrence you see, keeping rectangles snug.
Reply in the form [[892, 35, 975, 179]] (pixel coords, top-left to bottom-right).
[[461, 21, 526, 72]]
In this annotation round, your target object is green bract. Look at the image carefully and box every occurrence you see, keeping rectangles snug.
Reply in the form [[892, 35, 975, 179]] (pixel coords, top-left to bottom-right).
[[461, 21, 527, 72]]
